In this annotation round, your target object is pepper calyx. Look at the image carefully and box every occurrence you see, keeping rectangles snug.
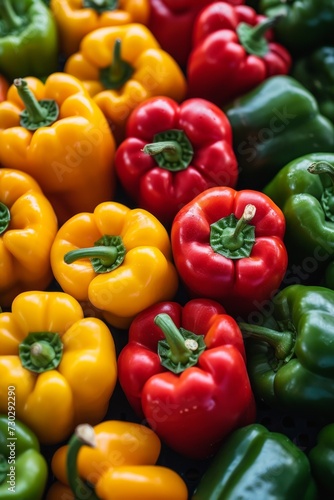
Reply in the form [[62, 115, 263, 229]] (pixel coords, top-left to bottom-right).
[[19, 332, 63, 373], [83, 0, 119, 13], [308, 161, 334, 222], [142, 129, 194, 171], [237, 15, 285, 57], [99, 38, 134, 90], [0, 202, 10, 234]]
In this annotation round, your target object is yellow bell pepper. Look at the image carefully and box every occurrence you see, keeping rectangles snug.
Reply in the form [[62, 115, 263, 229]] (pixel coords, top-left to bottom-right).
[[64, 23, 187, 143], [0, 291, 117, 445], [0, 73, 116, 226], [50, 0, 151, 57], [46, 421, 188, 500], [50, 201, 179, 329], [0, 168, 58, 309]]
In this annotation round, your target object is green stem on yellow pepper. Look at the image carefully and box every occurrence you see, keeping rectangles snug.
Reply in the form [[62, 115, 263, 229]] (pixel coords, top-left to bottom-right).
[[0, 202, 10, 234], [100, 38, 134, 89]]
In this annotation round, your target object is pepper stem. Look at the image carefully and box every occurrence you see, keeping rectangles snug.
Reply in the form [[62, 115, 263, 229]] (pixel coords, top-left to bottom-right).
[[308, 161, 334, 186], [99, 38, 134, 90], [237, 15, 284, 57], [224, 204, 256, 249], [0, 0, 23, 31], [142, 129, 194, 171], [155, 313, 206, 374], [19, 332, 63, 373], [0, 202, 10, 234], [308, 161, 334, 222], [83, 0, 118, 13], [238, 322, 295, 362], [67, 424, 100, 500]]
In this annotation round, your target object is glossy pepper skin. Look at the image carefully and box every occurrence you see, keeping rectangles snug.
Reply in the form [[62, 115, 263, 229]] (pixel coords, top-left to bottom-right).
[[64, 23, 187, 143], [0, 76, 9, 102], [0, 169, 58, 309], [0, 291, 118, 444], [239, 284, 334, 419], [171, 186, 288, 319], [118, 298, 256, 459], [225, 75, 334, 189], [192, 423, 318, 500], [259, 0, 334, 56], [115, 96, 238, 227], [309, 423, 334, 496], [0, 73, 116, 226], [50, 0, 150, 57], [292, 46, 334, 124], [186, 2, 291, 107], [0, 415, 48, 499], [51, 201, 179, 329], [46, 421, 188, 500], [263, 152, 334, 270], [0, 0, 58, 81]]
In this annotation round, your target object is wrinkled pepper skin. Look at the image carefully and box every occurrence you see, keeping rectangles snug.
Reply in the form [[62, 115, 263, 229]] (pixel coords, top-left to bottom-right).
[[115, 96, 238, 227], [0, 415, 48, 499], [0, 73, 116, 226], [0, 169, 58, 309], [259, 0, 334, 55], [309, 422, 334, 496], [0, 0, 58, 81], [292, 46, 334, 124], [46, 421, 188, 500], [239, 284, 334, 419], [0, 291, 118, 444], [118, 299, 256, 459], [192, 423, 318, 500], [187, 2, 291, 106], [50, 0, 150, 57], [225, 75, 334, 189], [171, 186, 288, 318], [263, 152, 334, 270], [64, 23, 187, 143], [51, 201, 179, 329]]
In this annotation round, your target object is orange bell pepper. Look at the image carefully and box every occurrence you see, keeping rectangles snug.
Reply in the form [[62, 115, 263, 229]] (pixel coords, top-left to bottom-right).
[[64, 23, 187, 143], [0, 73, 116, 226], [0, 291, 118, 445], [0, 169, 58, 309], [50, 201, 179, 329], [0, 75, 9, 102], [50, 0, 151, 57], [46, 421, 188, 500]]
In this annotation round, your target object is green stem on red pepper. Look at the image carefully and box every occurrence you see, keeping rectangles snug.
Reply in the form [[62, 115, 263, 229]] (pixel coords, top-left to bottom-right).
[[237, 15, 284, 57], [64, 235, 126, 273], [0, 202, 10, 234], [308, 161, 334, 222], [14, 78, 59, 131], [67, 424, 99, 500], [83, 0, 118, 13], [19, 332, 63, 373], [155, 313, 206, 374], [142, 129, 194, 171], [100, 38, 134, 89]]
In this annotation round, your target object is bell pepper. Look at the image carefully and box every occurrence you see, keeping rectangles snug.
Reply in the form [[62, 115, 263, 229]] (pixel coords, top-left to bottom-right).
[[171, 186, 288, 319], [0, 168, 58, 309], [0, 415, 48, 499], [47, 421, 188, 500], [186, 2, 291, 107], [309, 422, 334, 496], [192, 423, 318, 500], [239, 284, 334, 419], [50, 201, 179, 329], [0, 73, 116, 226], [0, 0, 58, 81], [225, 75, 334, 189], [115, 96, 238, 227], [263, 152, 334, 271], [64, 23, 187, 143], [118, 298, 256, 459], [0, 76, 9, 103], [292, 46, 334, 124], [0, 290, 118, 444], [50, 0, 151, 57], [259, 0, 334, 56]]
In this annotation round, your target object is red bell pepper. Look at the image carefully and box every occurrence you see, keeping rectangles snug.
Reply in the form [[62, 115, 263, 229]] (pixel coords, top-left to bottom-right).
[[115, 96, 238, 227], [171, 186, 288, 319], [186, 2, 291, 106], [117, 298, 256, 459], [0, 75, 9, 102], [147, 0, 245, 69]]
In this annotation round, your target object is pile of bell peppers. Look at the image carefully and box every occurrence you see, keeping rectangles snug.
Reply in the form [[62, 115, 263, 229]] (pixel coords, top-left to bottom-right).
[[1, 1, 334, 498]]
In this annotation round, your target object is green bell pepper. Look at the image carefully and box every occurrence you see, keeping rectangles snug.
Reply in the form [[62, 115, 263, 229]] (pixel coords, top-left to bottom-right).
[[259, 0, 334, 55], [0, 414, 48, 499], [0, 0, 58, 81], [225, 76, 334, 189], [292, 46, 334, 124], [263, 152, 334, 270], [239, 284, 334, 419], [192, 423, 317, 500], [309, 422, 334, 496]]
